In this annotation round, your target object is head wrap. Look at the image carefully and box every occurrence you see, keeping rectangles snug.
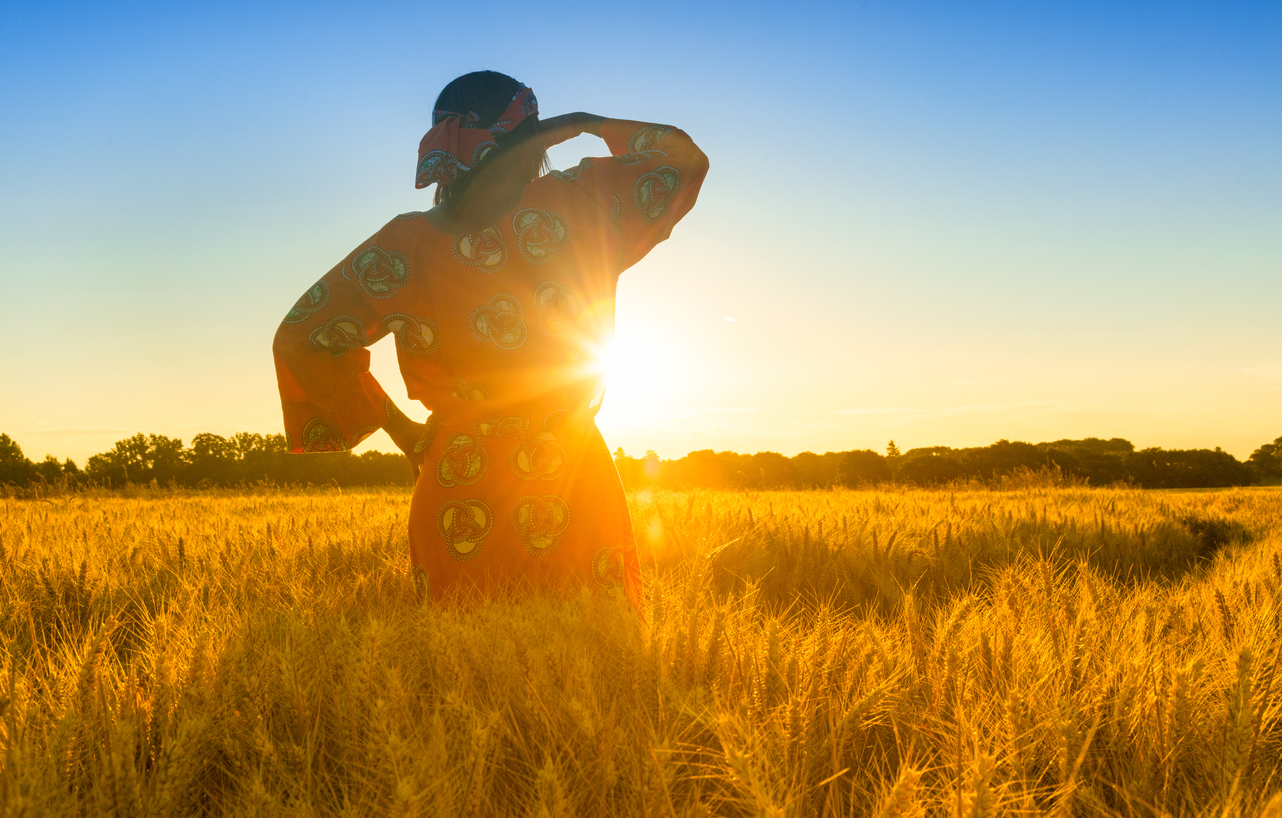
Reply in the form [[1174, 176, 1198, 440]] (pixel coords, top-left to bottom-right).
[[415, 84, 539, 190]]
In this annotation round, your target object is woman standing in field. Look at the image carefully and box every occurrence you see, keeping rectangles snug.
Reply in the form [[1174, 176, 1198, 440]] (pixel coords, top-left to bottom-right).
[[272, 71, 708, 605]]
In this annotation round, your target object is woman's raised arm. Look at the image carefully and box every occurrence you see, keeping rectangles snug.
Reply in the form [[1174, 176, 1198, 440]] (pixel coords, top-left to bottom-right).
[[542, 114, 710, 272]]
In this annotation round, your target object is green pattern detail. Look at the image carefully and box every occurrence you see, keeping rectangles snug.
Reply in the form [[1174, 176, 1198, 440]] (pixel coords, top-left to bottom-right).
[[284, 280, 330, 324], [344, 246, 410, 299]]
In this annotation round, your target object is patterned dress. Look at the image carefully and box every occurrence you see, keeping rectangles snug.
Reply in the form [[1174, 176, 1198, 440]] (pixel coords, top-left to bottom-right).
[[273, 119, 708, 605]]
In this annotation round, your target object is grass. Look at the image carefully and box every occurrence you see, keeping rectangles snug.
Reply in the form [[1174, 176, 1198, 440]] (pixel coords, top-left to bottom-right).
[[1, 483, 1280, 816]]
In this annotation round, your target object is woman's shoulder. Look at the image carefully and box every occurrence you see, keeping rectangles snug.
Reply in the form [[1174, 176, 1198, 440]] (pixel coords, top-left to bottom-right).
[[526, 157, 619, 207], [386, 209, 449, 236]]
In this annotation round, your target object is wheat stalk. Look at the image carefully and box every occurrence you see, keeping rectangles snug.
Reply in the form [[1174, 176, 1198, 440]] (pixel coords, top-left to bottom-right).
[[961, 753, 996, 818], [1223, 646, 1254, 790]]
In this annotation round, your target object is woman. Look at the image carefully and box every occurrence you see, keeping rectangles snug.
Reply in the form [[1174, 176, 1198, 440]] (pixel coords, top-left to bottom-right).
[[272, 71, 708, 606]]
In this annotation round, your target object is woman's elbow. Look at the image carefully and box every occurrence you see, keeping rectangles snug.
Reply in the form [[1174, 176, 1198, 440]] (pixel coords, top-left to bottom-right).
[[272, 322, 306, 366], [272, 323, 289, 355], [679, 135, 710, 179], [690, 146, 710, 177]]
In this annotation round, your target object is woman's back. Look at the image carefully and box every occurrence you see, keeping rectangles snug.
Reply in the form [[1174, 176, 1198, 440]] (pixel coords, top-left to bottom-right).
[[273, 80, 708, 604]]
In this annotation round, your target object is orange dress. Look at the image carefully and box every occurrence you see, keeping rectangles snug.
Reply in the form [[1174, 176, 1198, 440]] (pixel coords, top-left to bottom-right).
[[273, 119, 708, 605]]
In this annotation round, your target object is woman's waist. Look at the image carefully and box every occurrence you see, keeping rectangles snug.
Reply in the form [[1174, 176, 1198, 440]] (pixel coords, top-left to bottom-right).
[[422, 398, 600, 453], [419, 402, 610, 487], [428, 398, 598, 428]]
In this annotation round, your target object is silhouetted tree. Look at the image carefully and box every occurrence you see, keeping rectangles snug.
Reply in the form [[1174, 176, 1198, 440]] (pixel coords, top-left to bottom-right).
[[837, 450, 891, 485], [897, 452, 965, 485], [33, 456, 65, 482], [964, 440, 1048, 479], [3, 429, 1266, 492], [1037, 438, 1133, 485], [678, 449, 729, 487], [749, 452, 795, 488], [791, 451, 839, 488], [85, 433, 187, 485], [0, 434, 35, 484], [1248, 436, 1282, 477], [1124, 448, 1253, 489]]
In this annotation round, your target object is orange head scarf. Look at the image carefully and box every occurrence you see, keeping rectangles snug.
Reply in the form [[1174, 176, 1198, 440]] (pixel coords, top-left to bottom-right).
[[415, 85, 539, 190]]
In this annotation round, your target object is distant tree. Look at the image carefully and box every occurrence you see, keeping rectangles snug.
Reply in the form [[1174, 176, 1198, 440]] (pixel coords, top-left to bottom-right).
[[1037, 438, 1132, 485], [837, 449, 891, 486], [790, 451, 835, 488], [964, 439, 1047, 479], [679, 449, 729, 487], [1248, 436, 1282, 477], [233, 432, 287, 459], [33, 455, 65, 482], [21, 427, 1261, 492], [1124, 448, 1253, 489], [1042, 437, 1134, 456], [189, 433, 237, 483], [886, 440, 901, 458], [0, 434, 35, 485], [191, 432, 236, 461], [85, 433, 188, 485], [902, 446, 954, 458], [898, 452, 965, 485], [750, 451, 795, 488], [643, 450, 661, 481], [612, 448, 643, 489]]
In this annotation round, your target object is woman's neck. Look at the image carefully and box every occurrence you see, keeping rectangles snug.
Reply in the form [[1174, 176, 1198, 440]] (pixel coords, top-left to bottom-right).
[[423, 148, 536, 235]]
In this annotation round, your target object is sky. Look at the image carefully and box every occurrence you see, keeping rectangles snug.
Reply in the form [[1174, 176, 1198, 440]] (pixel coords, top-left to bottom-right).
[[1, 0, 1279, 464]]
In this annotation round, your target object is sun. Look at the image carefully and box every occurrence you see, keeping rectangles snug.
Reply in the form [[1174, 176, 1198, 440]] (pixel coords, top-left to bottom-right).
[[590, 323, 688, 413]]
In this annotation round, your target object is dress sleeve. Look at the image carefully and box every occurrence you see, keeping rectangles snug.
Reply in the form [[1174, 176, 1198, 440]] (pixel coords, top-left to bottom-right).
[[272, 224, 419, 453], [553, 118, 709, 272]]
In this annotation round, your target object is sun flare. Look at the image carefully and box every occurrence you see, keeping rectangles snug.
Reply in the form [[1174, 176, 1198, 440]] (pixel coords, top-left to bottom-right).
[[591, 325, 688, 414]]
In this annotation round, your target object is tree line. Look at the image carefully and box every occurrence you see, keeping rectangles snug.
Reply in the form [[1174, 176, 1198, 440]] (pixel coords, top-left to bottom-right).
[[0, 432, 411, 488], [1, 430, 1280, 491], [613, 436, 1282, 490]]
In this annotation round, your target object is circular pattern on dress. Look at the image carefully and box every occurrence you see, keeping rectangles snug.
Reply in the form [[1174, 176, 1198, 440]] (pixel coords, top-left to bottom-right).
[[511, 208, 569, 264], [453, 379, 491, 401], [308, 314, 367, 357], [512, 429, 566, 481], [452, 228, 507, 272], [284, 280, 329, 324], [475, 416, 528, 440], [634, 167, 680, 225], [301, 418, 347, 453], [469, 294, 527, 350], [533, 281, 580, 335], [511, 494, 571, 555], [382, 313, 439, 357], [591, 545, 629, 589], [628, 124, 673, 153], [436, 434, 487, 488], [437, 499, 493, 562], [345, 245, 410, 299]]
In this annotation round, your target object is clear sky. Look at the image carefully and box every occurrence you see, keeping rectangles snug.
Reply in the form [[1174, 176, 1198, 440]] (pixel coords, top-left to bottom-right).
[[2, 1, 1279, 464]]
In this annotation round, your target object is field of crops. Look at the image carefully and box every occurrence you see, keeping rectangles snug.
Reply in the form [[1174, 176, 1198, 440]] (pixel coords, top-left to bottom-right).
[[1, 483, 1280, 817]]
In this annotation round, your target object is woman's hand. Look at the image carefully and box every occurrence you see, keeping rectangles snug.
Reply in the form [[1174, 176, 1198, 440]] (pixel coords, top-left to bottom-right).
[[540, 112, 604, 149], [384, 401, 428, 481]]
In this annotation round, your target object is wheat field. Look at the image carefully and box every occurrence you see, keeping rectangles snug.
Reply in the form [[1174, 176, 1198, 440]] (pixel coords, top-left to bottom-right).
[[1, 483, 1280, 817]]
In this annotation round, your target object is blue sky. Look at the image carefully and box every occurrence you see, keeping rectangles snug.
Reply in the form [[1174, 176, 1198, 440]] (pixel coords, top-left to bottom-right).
[[2, 1, 1279, 463]]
